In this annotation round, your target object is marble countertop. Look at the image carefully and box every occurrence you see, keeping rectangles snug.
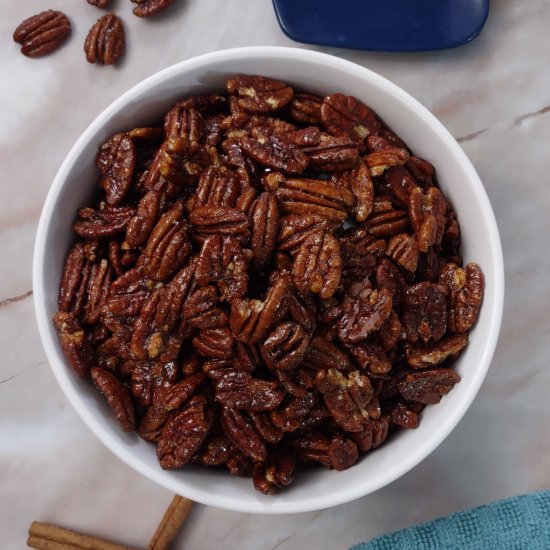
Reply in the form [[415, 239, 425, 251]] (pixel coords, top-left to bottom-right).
[[1, 0, 549, 548]]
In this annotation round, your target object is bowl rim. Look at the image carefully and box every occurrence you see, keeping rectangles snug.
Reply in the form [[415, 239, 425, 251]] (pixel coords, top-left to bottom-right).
[[33, 45, 504, 514]]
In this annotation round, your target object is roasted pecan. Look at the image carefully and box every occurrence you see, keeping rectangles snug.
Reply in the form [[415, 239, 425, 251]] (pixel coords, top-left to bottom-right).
[[249, 412, 284, 443], [337, 280, 393, 344], [409, 186, 447, 252], [88, 0, 111, 7], [315, 369, 373, 432], [130, 360, 178, 406], [229, 272, 290, 343], [106, 267, 150, 317], [253, 453, 295, 495], [158, 137, 211, 186], [157, 395, 212, 469], [215, 370, 284, 411], [347, 342, 392, 375], [261, 322, 310, 370], [221, 407, 267, 461], [346, 159, 374, 222], [270, 393, 317, 433], [53, 312, 93, 377], [303, 336, 353, 372], [13, 10, 71, 58], [363, 200, 410, 238], [138, 373, 205, 441], [73, 205, 134, 239], [386, 233, 419, 273], [189, 166, 241, 212], [321, 93, 381, 150], [124, 190, 161, 248], [193, 327, 234, 360], [84, 259, 112, 325], [340, 227, 385, 284], [350, 417, 389, 451], [58, 243, 91, 316], [440, 262, 484, 333], [226, 453, 253, 476], [292, 231, 341, 300], [287, 92, 323, 125], [390, 401, 419, 429], [138, 204, 191, 281], [200, 436, 236, 466], [174, 94, 228, 115], [278, 214, 335, 254], [403, 282, 447, 344], [365, 146, 409, 177], [241, 134, 308, 175], [398, 369, 461, 404], [287, 290, 317, 336], [189, 206, 250, 239], [406, 156, 435, 186], [84, 13, 125, 65], [329, 434, 359, 471], [218, 237, 249, 302], [303, 134, 359, 173], [132, 0, 179, 17], [195, 235, 223, 286], [405, 334, 468, 369], [385, 166, 418, 207], [292, 431, 331, 467], [226, 75, 293, 113], [164, 107, 205, 142], [375, 258, 407, 312], [377, 310, 402, 352], [97, 133, 136, 205], [91, 367, 135, 431], [274, 177, 355, 223], [250, 192, 278, 268]]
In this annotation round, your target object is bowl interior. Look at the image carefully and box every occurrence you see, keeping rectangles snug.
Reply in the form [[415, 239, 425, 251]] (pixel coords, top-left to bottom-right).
[[33, 47, 503, 514]]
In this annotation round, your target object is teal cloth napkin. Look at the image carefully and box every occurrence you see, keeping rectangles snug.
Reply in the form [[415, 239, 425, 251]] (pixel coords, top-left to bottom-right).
[[351, 490, 550, 550]]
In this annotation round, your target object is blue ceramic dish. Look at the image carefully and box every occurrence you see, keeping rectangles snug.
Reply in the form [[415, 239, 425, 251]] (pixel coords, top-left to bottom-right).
[[273, 0, 489, 52]]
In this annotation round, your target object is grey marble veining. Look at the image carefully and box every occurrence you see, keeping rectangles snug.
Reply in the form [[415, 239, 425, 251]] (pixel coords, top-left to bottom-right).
[[1, 0, 549, 548]]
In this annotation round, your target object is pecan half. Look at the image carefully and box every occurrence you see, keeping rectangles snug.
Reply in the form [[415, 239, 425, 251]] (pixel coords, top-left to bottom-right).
[[337, 280, 393, 344], [227, 75, 293, 113], [73, 205, 134, 239], [261, 322, 310, 370], [88, 0, 111, 7], [189, 206, 250, 239], [304, 134, 359, 173], [315, 369, 373, 432], [398, 369, 461, 404], [292, 231, 341, 300], [215, 370, 284, 411], [403, 282, 448, 344], [287, 92, 323, 125], [193, 327, 234, 360], [409, 186, 447, 252], [439, 262, 484, 333], [386, 233, 419, 273], [278, 214, 335, 254], [132, 0, 179, 17], [53, 312, 93, 377], [13, 10, 71, 58], [250, 192, 278, 268], [303, 336, 353, 372], [91, 367, 136, 431], [157, 395, 212, 469], [321, 93, 381, 150], [241, 134, 309, 175], [221, 407, 267, 461], [84, 13, 125, 65], [405, 334, 468, 369], [164, 107, 205, 142], [97, 133, 136, 205], [253, 454, 295, 495]]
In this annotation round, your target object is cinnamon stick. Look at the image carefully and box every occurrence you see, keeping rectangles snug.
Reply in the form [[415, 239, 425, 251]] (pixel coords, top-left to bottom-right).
[[147, 495, 194, 550], [28, 521, 137, 550]]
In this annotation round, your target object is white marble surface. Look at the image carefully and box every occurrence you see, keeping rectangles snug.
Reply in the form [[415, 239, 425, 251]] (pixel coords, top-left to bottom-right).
[[1, 0, 549, 548]]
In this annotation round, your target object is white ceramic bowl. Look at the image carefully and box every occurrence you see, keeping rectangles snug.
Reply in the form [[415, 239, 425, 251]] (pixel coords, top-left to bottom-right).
[[33, 46, 504, 514]]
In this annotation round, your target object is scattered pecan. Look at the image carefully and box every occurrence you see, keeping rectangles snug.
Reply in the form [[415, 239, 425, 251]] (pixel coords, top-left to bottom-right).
[[91, 367, 136, 431], [84, 13, 125, 65], [88, 0, 111, 7], [132, 0, 179, 17], [13, 10, 71, 58]]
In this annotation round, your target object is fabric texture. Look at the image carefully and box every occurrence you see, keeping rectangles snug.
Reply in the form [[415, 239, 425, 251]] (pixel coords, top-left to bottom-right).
[[350, 490, 550, 550]]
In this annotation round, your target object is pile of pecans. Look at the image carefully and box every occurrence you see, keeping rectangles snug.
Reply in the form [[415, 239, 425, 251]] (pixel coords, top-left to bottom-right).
[[53, 75, 484, 494], [13, 1, 179, 64]]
